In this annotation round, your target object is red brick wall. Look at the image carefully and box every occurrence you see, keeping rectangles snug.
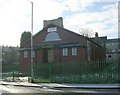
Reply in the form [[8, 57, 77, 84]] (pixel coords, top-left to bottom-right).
[[27, 26, 87, 64], [36, 49, 42, 63], [54, 47, 87, 63], [90, 43, 106, 61], [24, 27, 87, 47], [20, 51, 30, 73], [20, 26, 106, 73]]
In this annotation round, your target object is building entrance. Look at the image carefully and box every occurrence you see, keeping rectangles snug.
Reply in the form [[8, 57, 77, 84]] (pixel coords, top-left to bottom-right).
[[43, 48, 54, 63]]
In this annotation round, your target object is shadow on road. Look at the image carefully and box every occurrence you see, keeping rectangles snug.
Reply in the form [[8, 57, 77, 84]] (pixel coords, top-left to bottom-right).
[[2, 93, 120, 95]]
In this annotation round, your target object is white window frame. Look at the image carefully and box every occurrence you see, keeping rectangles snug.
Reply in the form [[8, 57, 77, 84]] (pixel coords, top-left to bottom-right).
[[24, 51, 28, 58], [45, 32, 61, 41], [31, 50, 35, 58], [72, 47, 77, 56], [63, 48, 68, 56]]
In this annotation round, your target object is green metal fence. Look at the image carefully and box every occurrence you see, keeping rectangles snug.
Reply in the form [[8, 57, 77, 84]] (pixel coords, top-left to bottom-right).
[[27, 59, 119, 84], [2, 63, 19, 73], [2, 63, 24, 81], [2, 59, 119, 83]]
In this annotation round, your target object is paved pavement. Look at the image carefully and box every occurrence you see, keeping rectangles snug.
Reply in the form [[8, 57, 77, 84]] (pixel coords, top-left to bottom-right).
[[1, 77, 119, 94], [0, 77, 119, 89], [1, 81, 120, 89]]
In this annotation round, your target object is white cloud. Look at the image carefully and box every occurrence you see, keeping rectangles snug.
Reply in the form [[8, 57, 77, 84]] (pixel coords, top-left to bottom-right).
[[61, 0, 94, 12], [33, 0, 63, 19], [27, 0, 66, 33], [0, 0, 119, 46], [64, 2, 118, 38], [94, 0, 119, 2], [0, 0, 32, 46]]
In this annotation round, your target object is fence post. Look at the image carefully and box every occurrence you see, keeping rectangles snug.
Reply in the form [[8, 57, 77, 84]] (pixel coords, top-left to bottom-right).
[[50, 63, 53, 82], [12, 72, 14, 82]]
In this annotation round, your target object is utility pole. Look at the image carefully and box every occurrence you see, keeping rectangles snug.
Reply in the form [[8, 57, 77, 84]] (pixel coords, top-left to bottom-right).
[[27, 0, 34, 83], [31, 1, 34, 83]]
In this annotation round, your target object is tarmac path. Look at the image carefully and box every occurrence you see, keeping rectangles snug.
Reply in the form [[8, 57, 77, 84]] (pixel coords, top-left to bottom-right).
[[0, 84, 119, 95]]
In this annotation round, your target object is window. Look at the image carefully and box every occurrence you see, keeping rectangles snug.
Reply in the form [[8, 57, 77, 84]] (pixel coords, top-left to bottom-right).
[[45, 32, 61, 41], [106, 43, 110, 46], [118, 49, 120, 52], [112, 49, 115, 52], [31, 50, 35, 58], [72, 47, 77, 56], [24, 51, 28, 58], [63, 48, 68, 56], [111, 43, 114, 45], [108, 54, 112, 58]]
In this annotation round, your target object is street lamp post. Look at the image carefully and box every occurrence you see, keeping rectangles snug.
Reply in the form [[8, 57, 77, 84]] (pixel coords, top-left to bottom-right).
[[27, 0, 34, 83], [31, 1, 34, 83]]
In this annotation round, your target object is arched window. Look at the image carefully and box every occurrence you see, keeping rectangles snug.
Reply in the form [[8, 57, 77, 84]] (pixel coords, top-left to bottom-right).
[[45, 32, 61, 41]]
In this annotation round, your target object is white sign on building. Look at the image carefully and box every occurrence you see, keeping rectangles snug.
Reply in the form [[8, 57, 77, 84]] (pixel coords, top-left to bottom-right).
[[47, 27, 57, 32]]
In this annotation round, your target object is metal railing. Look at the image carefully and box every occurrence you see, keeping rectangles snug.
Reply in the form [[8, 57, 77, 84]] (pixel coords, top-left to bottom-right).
[[27, 59, 119, 83], [2, 59, 119, 83]]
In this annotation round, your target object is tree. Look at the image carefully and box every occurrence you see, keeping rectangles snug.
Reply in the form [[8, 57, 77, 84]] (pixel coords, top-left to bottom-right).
[[20, 31, 31, 48], [79, 28, 94, 38]]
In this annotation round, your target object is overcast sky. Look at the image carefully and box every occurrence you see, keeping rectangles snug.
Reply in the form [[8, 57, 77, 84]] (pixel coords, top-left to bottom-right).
[[0, 0, 119, 46]]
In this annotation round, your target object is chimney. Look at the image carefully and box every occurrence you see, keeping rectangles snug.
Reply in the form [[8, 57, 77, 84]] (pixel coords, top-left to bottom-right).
[[43, 17, 63, 28], [95, 32, 99, 38]]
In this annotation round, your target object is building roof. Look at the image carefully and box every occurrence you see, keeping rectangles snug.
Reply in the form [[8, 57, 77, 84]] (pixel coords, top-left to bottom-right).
[[20, 17, 106, 50], [106, 38, 120, 43], [21, 24, 87, 48]]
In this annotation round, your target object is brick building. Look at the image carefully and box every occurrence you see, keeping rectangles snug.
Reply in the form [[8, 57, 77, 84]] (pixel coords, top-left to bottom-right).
[[106, 38, 120, 59], [1, 45, 19, 63], [20, 17, 106, 72]]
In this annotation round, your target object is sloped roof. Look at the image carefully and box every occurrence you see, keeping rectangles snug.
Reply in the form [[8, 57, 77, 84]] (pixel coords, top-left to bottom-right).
[[21, 24, 86, 48]]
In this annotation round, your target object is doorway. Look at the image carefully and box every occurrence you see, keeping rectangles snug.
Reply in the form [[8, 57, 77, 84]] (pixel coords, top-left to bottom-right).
[[43, 48, 54, 63]]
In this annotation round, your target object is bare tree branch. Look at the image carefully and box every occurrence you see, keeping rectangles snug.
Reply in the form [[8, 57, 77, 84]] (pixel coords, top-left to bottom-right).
[[79, 28, 94, 38]]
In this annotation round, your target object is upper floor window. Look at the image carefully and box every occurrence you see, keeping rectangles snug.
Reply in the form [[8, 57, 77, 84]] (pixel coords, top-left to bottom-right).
[[106, 43, 110, 46], [118, 49, 120, 52], [112, 49, 115, 52], [63, 48, 68, 56], [72, 47, 77, 56], [24, 51, 28, 58], [45, 32, 61, 41]]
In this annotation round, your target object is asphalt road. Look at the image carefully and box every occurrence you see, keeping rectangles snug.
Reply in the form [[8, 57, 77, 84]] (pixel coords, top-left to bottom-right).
[[0, 85, 119, 95]]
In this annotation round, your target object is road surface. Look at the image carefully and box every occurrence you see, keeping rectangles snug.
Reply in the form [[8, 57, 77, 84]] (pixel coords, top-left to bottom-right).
[[0, 84, 119, 95]]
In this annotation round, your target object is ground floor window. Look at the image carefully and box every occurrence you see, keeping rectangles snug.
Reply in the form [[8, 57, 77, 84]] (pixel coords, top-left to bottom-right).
[[63, 48, 68, 56], [31, 50, 35, 58], [72, 47, 77, 56], [24, 51, 28, 58]]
